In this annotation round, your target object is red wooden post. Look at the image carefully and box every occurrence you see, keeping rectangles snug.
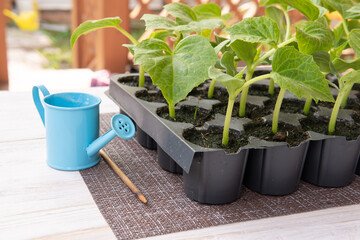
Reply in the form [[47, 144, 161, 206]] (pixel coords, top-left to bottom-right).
[[0, 0, 9, 89]]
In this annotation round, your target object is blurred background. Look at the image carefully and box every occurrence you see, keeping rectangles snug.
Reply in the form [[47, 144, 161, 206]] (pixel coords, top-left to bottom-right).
[[0, 0, 314, 92]]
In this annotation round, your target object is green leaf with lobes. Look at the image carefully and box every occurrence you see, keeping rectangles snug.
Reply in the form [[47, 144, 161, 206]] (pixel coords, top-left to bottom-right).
[[295, 21, 333, 55], [349, 29, 360, 58], [71, 17, 122, 48], [331, 41, 348, 60], [260, 0, 321, 20], [230, 39, 258, 67], [141, 14, 223, 33], [312, 51, 337, 74], [192, 3, 222, 20], [164, 2, 197, 23], [220, 51, 236, 77], [149, 30, 177, 40], [224, 17, 280, 46], [333, 58, 360, 72], [341, 70, 360, 86], [348, 4, 360, 13], [208, 66, 245, 98], [270, 46, 335, 102], [133, 35, 217, 108], [141, 15, 178, 30], [265, 6, 286, 41], [123, 44, 135, 55]]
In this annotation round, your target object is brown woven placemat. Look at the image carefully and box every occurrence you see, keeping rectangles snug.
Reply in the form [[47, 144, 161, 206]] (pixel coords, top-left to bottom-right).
[[80, 113, 360, 240]]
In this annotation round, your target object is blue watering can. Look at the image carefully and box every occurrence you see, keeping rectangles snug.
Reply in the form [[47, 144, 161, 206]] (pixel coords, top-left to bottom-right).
[[32, 85, 135, 171]]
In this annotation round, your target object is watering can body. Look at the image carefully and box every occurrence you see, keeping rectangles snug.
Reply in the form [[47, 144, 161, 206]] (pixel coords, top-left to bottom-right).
[[33, 85, 135, 171]]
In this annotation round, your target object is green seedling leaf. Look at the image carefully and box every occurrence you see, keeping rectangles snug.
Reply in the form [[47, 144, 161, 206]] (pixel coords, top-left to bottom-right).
[[332, 20, 360, 47], [229, 39, 257, 66], [214, 34, 233, 53], [225, 16, 280, 46], [265, 6, 286, 42], [149, 30, 177, 40], [164, 2, 197, 23], [312, 51, 337, 74], [141, 14, 222, 33], [333, 21, 345, 46], [260, 0, 320, 20], [71, 17, 122, 47], [214, 39, 231, 54], [348, 19, 360, 30], [134, 35, 217, 109], [208, 66, 245, 97], [330, 41, 348, 60], [311, 0, 328, 18], [270, 46, 334, 102], [316, 15, 331, 26], [333, 58, 360, 72], [348, 4, 360, 13], [192, 3, 222, 20], [141, 14, 178, 30], [322, 0, 360, 19], [341, 70, 360, 86], [295, 21, 333, 55], [222, 13, 232, 22], [180, 18, 223, 33], [123, 44, 135, 55], [220, 51, 236, 77], [349, 29, 360, 58]]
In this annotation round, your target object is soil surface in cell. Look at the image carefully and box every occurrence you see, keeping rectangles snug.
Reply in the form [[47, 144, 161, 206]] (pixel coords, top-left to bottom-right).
[[183, 126, 249, 153], [300, 114, 360, 141], [136, 90, 166, 103], [244, 119, 309, 147], [119, 75, 157, 90], [157, 106, 214, 127]]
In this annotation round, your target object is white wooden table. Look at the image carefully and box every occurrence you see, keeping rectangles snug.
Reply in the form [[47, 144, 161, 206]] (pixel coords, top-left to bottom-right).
[[1, 87, 360, 240]]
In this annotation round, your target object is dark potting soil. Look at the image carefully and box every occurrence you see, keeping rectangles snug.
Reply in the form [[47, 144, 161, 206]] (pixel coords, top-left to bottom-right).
[[317, 99, 360, 111], [251, 69, 271, 77], [135, 90, 167, 103], [156, 105, 214, 127], [213, 102, 271, 119], [244, 119, 310, 147], [212, 99, 314, 120], [352, 111, 360, 123], [248, 84, 280, 97], [189, 86, 229, 103], [265, 98, 317, 114], [300, 114, 360, 141], [118, 75, 157, 90], [183, 126, 249, 153], [353, 83, 360, 91]]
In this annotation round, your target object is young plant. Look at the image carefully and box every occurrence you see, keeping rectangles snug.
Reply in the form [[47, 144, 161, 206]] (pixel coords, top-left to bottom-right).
[[307, 0, 360, 133], [133, 35, 217, 119], [141, 2, 229, 100], [214, 0, 333, 118], [268, 47, 335, 133], [208, 63, 245, 146], [70, 17, 146, 87], [328, 70, 360, 133], [312, 32, 360, 133], [221, 16, 296, 117], [132, 2, 226, 119]]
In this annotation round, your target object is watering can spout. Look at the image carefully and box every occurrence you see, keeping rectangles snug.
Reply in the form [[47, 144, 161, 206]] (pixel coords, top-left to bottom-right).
[[87, 114, 135, 157]]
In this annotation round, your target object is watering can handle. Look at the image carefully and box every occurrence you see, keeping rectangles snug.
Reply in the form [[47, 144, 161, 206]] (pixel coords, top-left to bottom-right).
[[32, 85, 50, 126]]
